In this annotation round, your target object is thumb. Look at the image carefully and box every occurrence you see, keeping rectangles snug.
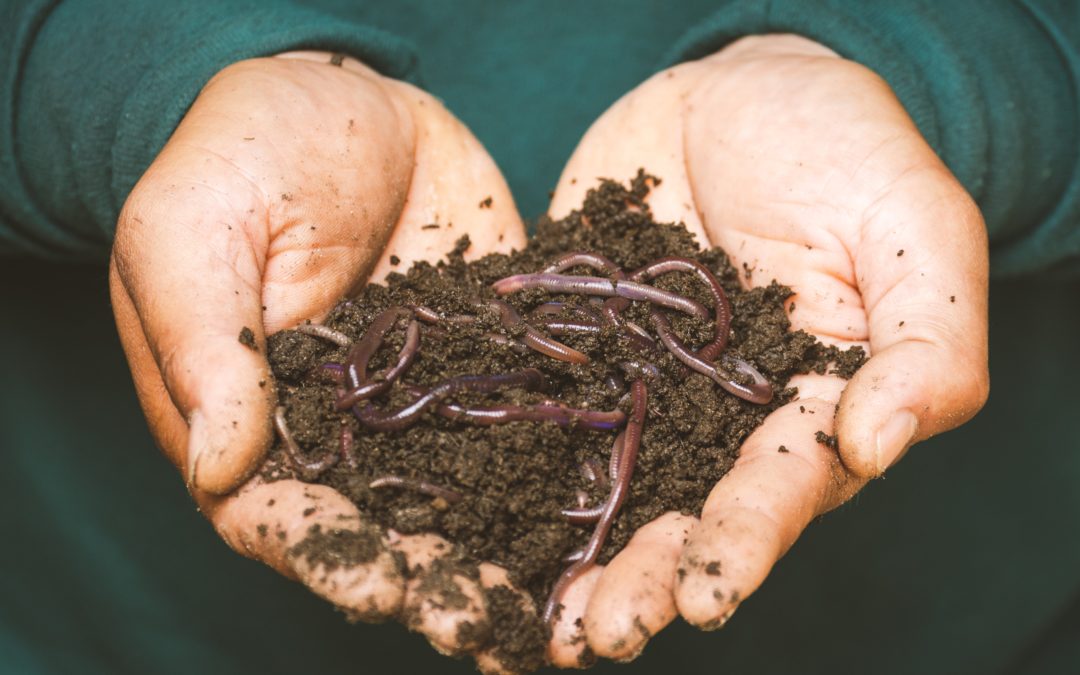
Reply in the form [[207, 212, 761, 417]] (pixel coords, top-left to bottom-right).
[[112, 165, 284, 494], [112, 148, 411, 495], [836, 167, 990, 477]]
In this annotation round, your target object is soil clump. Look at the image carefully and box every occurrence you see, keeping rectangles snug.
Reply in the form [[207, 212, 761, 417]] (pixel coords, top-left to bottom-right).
[[263, 173, 864, 670]]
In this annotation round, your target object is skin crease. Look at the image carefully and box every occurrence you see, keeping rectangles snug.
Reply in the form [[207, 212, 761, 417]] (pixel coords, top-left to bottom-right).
[[546, 34, 989, 665], [110, 35, 989, 672]]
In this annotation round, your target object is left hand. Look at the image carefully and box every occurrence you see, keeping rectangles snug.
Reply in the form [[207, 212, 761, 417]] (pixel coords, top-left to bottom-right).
[[546, 34, 990, 664], [108, 51, 531, 669]]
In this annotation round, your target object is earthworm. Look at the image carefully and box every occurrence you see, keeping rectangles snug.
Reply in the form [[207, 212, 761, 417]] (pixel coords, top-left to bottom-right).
[[434, 400, 626, 430], [631, 257, 732, 358], [608, 426, 627, 482], [579, 458, 608, 489], [543, 251, 631, 327], [273, 406, 339, 478], [619, 360, 660, 381], [409, 304, 477, 325], [345, 307, 412, 389], [715, 353, 774, 404], [369, 476, 462, 504], [294, 323, 352, 347], [337, 320, 420, 409], [481, 298, 589, 364], [604, 372, 625, 392], [543, 379, 647, 624], [560, 504, 604, 525], [532, 319, 602, 337], [353, 369, 546, 431], [647, 307, 771, 403], [492, 273, 710, 320], [543, 251, 622, 275], [319, 362, 346, 383], [339, 419, 358, 469], [482, 332, 529, 354]]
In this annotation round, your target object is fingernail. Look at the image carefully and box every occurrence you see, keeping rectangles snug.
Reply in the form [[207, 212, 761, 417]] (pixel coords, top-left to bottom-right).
[[186, 409, 207, 487], [875, 410, 917, 472], [701, 606, 736, 631]]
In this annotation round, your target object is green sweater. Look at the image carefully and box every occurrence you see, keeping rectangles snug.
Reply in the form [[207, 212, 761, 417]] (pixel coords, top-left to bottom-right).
[[1, 2, 1078, 674], [2, 1, 1078, 274]]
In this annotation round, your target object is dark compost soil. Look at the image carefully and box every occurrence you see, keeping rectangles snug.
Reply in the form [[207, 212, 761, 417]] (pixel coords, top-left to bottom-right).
[[261, 173, 864, 670]]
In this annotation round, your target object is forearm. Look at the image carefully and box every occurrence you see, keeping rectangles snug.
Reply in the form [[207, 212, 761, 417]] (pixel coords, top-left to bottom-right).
[[0, 0, 417, 261]]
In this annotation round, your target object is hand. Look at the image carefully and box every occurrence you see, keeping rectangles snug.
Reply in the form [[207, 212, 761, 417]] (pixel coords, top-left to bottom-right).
[[545, 35, 990, 664], [109, 52, 531, 667]]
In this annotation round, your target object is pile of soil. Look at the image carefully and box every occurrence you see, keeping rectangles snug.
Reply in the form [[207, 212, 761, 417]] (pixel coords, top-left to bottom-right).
[[262, 173, 863, 670]]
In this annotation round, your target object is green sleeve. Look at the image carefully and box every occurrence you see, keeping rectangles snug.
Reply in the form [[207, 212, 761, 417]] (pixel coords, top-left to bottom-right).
[[0, 0, 417, 261], [667, 0, 1080, 277]]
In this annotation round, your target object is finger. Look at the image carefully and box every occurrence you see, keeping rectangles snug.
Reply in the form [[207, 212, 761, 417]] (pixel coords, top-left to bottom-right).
[[675, 375, 863, 628], [473, 564, 544, 675], [369, 80, 528, 282], [837, 172, 989, 475], [392, 532, 490, 656], [210, 480, 405, 622], [547, 566, 604, 668], [583, 512, 696, 661], [549, 64, 709, 240]]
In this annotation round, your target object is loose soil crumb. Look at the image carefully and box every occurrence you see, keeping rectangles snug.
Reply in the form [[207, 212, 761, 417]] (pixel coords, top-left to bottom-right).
[[263, 172, 864, 670], [815, 431, 840, 450], [238, 326, 257, 351]]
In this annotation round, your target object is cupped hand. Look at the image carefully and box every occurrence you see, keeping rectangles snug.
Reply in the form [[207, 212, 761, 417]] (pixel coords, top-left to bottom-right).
[[109, 52, 531, 667], [546, 34, 990, 664]]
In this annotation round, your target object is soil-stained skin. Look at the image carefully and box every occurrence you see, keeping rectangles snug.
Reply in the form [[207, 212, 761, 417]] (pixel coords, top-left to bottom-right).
[[263, 173, 864, 669]]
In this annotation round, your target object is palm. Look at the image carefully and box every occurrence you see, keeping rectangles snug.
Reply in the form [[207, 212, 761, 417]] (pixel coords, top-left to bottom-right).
[[546, 36, 988, 663]]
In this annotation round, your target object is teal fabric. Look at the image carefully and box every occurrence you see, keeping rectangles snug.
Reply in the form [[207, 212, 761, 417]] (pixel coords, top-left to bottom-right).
[[2, 1, 1078, 271], [1, 1, 1079, 673]]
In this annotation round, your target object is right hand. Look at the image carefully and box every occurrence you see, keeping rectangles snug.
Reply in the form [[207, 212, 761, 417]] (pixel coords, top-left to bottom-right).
[[109, 51, 530, 670], [545, 35, 990, 664]]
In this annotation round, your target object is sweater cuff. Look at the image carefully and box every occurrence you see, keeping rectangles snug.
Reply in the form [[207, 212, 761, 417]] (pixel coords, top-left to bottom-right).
[[664, 0, 1080, 277], [8, 1, 418, 261]]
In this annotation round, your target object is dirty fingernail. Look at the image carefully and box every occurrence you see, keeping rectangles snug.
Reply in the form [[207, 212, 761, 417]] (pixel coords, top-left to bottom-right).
[[701, 606, 737, 631], [875, 409, 917, 472]]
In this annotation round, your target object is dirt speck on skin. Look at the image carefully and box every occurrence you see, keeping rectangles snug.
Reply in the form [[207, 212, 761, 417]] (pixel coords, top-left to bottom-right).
[[413, 554, 479, 612], [287, 523, 384, 572], [265, 173, 865, 671], [238, 326, 257, 351], [815, 431, 839, 450]]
